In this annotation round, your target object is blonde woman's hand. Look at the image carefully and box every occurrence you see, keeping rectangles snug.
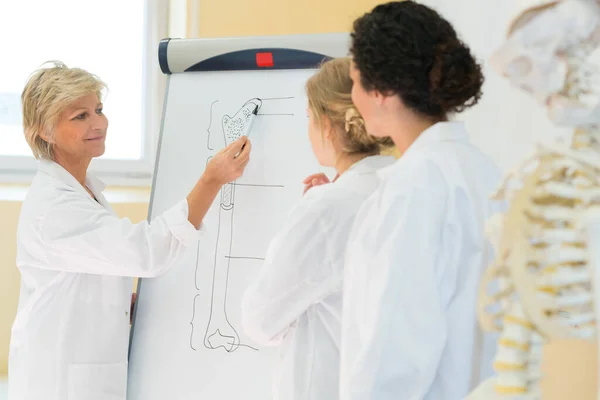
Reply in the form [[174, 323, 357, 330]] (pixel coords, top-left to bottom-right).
[[302, 172, 338, 195], [203, 136, 251, 185]]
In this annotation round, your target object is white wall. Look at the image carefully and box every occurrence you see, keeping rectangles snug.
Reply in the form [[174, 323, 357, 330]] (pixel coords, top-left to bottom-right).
[[421, 0, 568, 172]]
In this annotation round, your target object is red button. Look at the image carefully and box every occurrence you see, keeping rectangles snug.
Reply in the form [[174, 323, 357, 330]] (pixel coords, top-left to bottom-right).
[[256, 52, 274, 67]]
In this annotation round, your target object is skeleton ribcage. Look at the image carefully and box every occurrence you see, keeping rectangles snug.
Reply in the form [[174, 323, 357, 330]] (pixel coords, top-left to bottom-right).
[[479, 142, 600, 397]]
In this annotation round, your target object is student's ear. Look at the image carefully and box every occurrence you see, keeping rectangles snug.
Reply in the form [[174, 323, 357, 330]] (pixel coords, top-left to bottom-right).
[[322, 117, 334, 141], [373, 89, 386, 107]]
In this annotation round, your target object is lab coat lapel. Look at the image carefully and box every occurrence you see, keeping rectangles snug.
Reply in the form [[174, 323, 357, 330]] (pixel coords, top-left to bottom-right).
[[86, 174, 117, 216], [38, 159, 116, 215]]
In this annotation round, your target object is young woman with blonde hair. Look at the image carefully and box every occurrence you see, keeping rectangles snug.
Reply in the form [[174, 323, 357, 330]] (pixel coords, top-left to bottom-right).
[[241, 57, 394, 400]]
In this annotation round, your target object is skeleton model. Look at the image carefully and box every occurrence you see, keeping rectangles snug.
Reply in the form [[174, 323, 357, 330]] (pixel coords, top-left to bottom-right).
[[469, 0, 600, 398]]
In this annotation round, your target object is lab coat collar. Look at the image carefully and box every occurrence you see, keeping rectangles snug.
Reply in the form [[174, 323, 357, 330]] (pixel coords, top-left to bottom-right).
[[38, 158, 107, 197], [86, 173, 107, 195], [334, 155, 396, 187], [403, 121, 469, 157]]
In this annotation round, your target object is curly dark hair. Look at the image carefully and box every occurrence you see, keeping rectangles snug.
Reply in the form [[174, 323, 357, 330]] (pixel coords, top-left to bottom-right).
[[350, 1, 484, 120]]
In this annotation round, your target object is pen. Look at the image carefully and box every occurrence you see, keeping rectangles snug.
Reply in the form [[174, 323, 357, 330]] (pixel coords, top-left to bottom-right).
[[235, 104, 259, 158]]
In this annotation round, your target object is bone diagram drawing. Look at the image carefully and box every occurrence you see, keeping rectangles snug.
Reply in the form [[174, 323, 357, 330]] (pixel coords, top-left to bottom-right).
[[189, 97, 293, 353]]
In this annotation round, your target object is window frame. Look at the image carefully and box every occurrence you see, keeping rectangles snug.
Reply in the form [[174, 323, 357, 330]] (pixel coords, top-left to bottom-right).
[[0, 0, 169, 187]]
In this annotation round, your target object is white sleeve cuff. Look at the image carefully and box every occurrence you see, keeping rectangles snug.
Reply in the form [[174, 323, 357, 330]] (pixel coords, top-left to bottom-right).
[[162, 199, 206, 246]]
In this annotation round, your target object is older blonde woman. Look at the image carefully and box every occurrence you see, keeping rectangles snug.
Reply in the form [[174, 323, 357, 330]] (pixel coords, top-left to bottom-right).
[[8, 61, 251, 400]]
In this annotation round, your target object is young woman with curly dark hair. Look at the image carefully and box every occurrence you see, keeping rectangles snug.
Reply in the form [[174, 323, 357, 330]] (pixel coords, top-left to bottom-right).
[[339, 2, 503, 399]]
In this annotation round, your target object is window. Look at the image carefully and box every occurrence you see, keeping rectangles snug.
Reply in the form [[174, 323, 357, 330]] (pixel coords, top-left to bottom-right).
[[0, 0, 168, 185]]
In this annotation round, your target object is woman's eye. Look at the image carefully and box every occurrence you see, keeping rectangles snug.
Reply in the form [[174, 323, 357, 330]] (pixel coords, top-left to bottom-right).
[[96, 108, 104, 115], [74, 113, 87, 120]]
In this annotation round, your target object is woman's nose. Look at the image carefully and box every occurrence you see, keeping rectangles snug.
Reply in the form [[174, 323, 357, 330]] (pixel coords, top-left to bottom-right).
[[92, 113, 109, 129]]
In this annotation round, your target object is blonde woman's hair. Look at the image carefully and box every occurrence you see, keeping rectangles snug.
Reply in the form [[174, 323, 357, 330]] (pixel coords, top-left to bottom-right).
[[21, 61, 107, 160], [305, 57, 394, 155]]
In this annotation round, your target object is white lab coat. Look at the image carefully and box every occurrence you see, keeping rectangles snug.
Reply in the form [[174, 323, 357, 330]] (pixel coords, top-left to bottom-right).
[[242, 155, 395, 400], [339, 122, 503, 400], [8, 159, 203, 400]]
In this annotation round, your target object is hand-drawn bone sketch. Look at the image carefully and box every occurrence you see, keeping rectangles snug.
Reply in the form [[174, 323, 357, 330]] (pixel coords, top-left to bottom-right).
[[203, 98, 262, 353], [189, 97, 293, 353]]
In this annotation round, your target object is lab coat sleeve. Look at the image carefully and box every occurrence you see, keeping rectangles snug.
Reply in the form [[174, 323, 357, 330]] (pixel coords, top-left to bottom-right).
[[40, 194, 204, 277], [341, 188, 448, 400], [241, 198, 336, 346]]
